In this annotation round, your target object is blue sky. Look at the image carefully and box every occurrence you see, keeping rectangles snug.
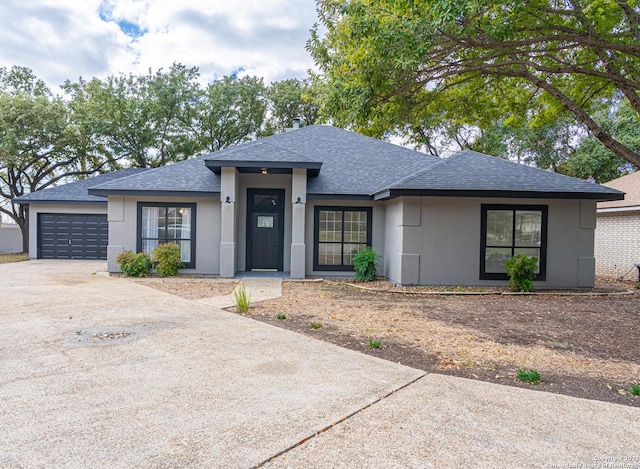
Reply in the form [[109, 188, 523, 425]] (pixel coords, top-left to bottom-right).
[[0, 0, 320, 91]]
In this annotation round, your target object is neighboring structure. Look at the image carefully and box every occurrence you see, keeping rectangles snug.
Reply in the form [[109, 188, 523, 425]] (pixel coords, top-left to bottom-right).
[[595, 171, 640, 280], [15, 126, 623, 287], [0, 224, 22, 253]]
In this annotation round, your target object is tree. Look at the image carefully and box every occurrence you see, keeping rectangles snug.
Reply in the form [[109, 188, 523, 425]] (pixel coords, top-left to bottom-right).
[[263, 78, 320, 135], [309, 0, 640, 168], [184, 75, 267, 152], [63, 63, 201, 168], [0, 67, 107, 251], [563, 96, 638, 182]]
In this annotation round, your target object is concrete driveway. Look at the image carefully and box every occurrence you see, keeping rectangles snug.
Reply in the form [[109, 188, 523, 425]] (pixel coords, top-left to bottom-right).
[[1, 261, 639, 468]]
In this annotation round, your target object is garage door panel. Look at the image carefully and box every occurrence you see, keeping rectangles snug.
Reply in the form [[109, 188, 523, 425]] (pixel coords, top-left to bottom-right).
[[38, 214, 108, 260]]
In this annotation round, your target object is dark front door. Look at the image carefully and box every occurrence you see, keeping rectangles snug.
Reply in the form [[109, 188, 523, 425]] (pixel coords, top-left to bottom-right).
[[247, 189, 285, 271]]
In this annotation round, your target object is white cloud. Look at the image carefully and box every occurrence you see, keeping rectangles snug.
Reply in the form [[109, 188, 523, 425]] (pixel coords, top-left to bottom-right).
[[0, 0, 319, 90]]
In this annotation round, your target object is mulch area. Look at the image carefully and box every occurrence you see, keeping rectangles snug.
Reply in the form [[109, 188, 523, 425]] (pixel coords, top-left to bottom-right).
[[237, 280, 640, 407], [135, 275, 640, 406]]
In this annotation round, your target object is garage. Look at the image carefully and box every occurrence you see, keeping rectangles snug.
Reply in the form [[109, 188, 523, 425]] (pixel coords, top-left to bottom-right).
[[12, 168, 147, 261], [38, 213, 108, 260]]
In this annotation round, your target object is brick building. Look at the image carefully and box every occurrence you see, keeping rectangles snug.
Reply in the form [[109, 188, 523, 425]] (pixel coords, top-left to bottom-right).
[[595, 171, 640, 280]]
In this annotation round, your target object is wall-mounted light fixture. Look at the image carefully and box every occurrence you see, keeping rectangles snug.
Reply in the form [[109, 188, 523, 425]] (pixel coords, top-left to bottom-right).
[[224, 196, 231, 203], [295, 197, 302, 204], [261, 168, 268, 175]]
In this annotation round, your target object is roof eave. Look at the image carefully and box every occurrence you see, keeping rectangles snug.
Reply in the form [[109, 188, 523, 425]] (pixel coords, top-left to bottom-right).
[[88, 189, 220, 198], [205, 160, 322, 176], [373, 189, 626, 201], [597, 205, 640, 213], [12, 199, 107, 206], [306, 193, 373, 201]]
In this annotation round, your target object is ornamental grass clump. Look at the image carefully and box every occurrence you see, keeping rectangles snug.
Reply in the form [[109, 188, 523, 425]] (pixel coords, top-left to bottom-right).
[[152, 243, 183, 277], [115, 250, 152, 277], [352, 246, 378, 282], [505, 254, 538, 292], [233, 283, 251, 313]]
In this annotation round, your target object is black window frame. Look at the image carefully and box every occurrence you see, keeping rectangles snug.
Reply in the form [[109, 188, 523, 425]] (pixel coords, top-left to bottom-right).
[[480, 204, 547, 281], [313, 206, 373, 271], [137, 202, 197, 269]]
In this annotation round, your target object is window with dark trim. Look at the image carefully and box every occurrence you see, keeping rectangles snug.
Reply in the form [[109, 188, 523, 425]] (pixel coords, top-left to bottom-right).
[[314, 206, 372, 271], [480, 204, 547, 280], [137, 203, 196, 269]]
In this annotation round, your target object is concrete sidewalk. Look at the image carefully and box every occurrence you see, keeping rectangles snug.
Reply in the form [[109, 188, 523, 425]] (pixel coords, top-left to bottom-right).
[[1, 260, 639, 468], [196, 278, 283, 309]]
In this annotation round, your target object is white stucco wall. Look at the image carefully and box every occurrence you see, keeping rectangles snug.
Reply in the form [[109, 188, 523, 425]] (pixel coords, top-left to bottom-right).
[[27, 203, 107, 259], [106, 195, 220, 275]]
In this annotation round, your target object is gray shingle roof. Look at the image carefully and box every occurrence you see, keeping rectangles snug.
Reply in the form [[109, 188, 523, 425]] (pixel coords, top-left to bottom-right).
[[28, 126, 624, 202], [377, 150, 624, 201], [226, 125, 440, 195], [89, 125, 441, 197], [205, 141, 322, 175], [89, 156, 219, 196], [13, 168, 148, 204]]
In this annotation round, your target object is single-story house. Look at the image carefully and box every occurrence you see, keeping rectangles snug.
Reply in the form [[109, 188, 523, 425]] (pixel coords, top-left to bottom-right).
[[15, 125, 624, 287], [594, 171, 640, 280]]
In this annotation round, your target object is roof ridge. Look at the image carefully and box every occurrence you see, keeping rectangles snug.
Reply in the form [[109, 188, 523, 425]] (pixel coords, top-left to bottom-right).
[[86, 167, 149, 189], [370, 151, 463, 195], [261, 140, 318, 162], [89, 156, 206, 190]]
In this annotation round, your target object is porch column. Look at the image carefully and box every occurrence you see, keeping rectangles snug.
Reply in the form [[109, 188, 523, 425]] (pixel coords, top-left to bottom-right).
[[290, 168, 307, 279], [220, 167, 237, 278]]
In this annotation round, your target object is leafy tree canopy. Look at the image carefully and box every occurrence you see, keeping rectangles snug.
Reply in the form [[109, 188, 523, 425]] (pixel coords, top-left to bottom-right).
[[185, 75, 268, 152], [308, 0, 640, 168], [262, 78, 320, 135], [0, 66, 110, 249]]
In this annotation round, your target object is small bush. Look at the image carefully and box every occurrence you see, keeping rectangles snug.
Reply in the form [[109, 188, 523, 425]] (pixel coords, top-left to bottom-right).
[[505, 255, 538, 292], [309, 322, 323, 329], [353, 246, 378, 282], [276, 313, 287, 320], [115, 250, 152, 277], [152, 243, 183, 277], [517, 368, 541, 385], [630, 383, 640, 396], [366, 339, 383, 349], [233, 283, 251, 313]]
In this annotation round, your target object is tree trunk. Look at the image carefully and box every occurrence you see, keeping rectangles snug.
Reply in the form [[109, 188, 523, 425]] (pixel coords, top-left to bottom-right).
[[19, 209, 29, 254], [21, 224, 28, 254]]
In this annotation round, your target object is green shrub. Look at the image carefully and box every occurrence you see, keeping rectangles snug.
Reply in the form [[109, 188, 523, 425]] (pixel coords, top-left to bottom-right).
[[276, 313, 287, 320], [366, 339, 383, 349], [517, 368, 541, 385], [630, 383, 640, 396], [505, 255, 538, 292], [152, 243, 183, 277], [233, 283, 251, 313], [352, 246, 378, 282], [309, 322, 323, 329], [115, 250, 152, 277]]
